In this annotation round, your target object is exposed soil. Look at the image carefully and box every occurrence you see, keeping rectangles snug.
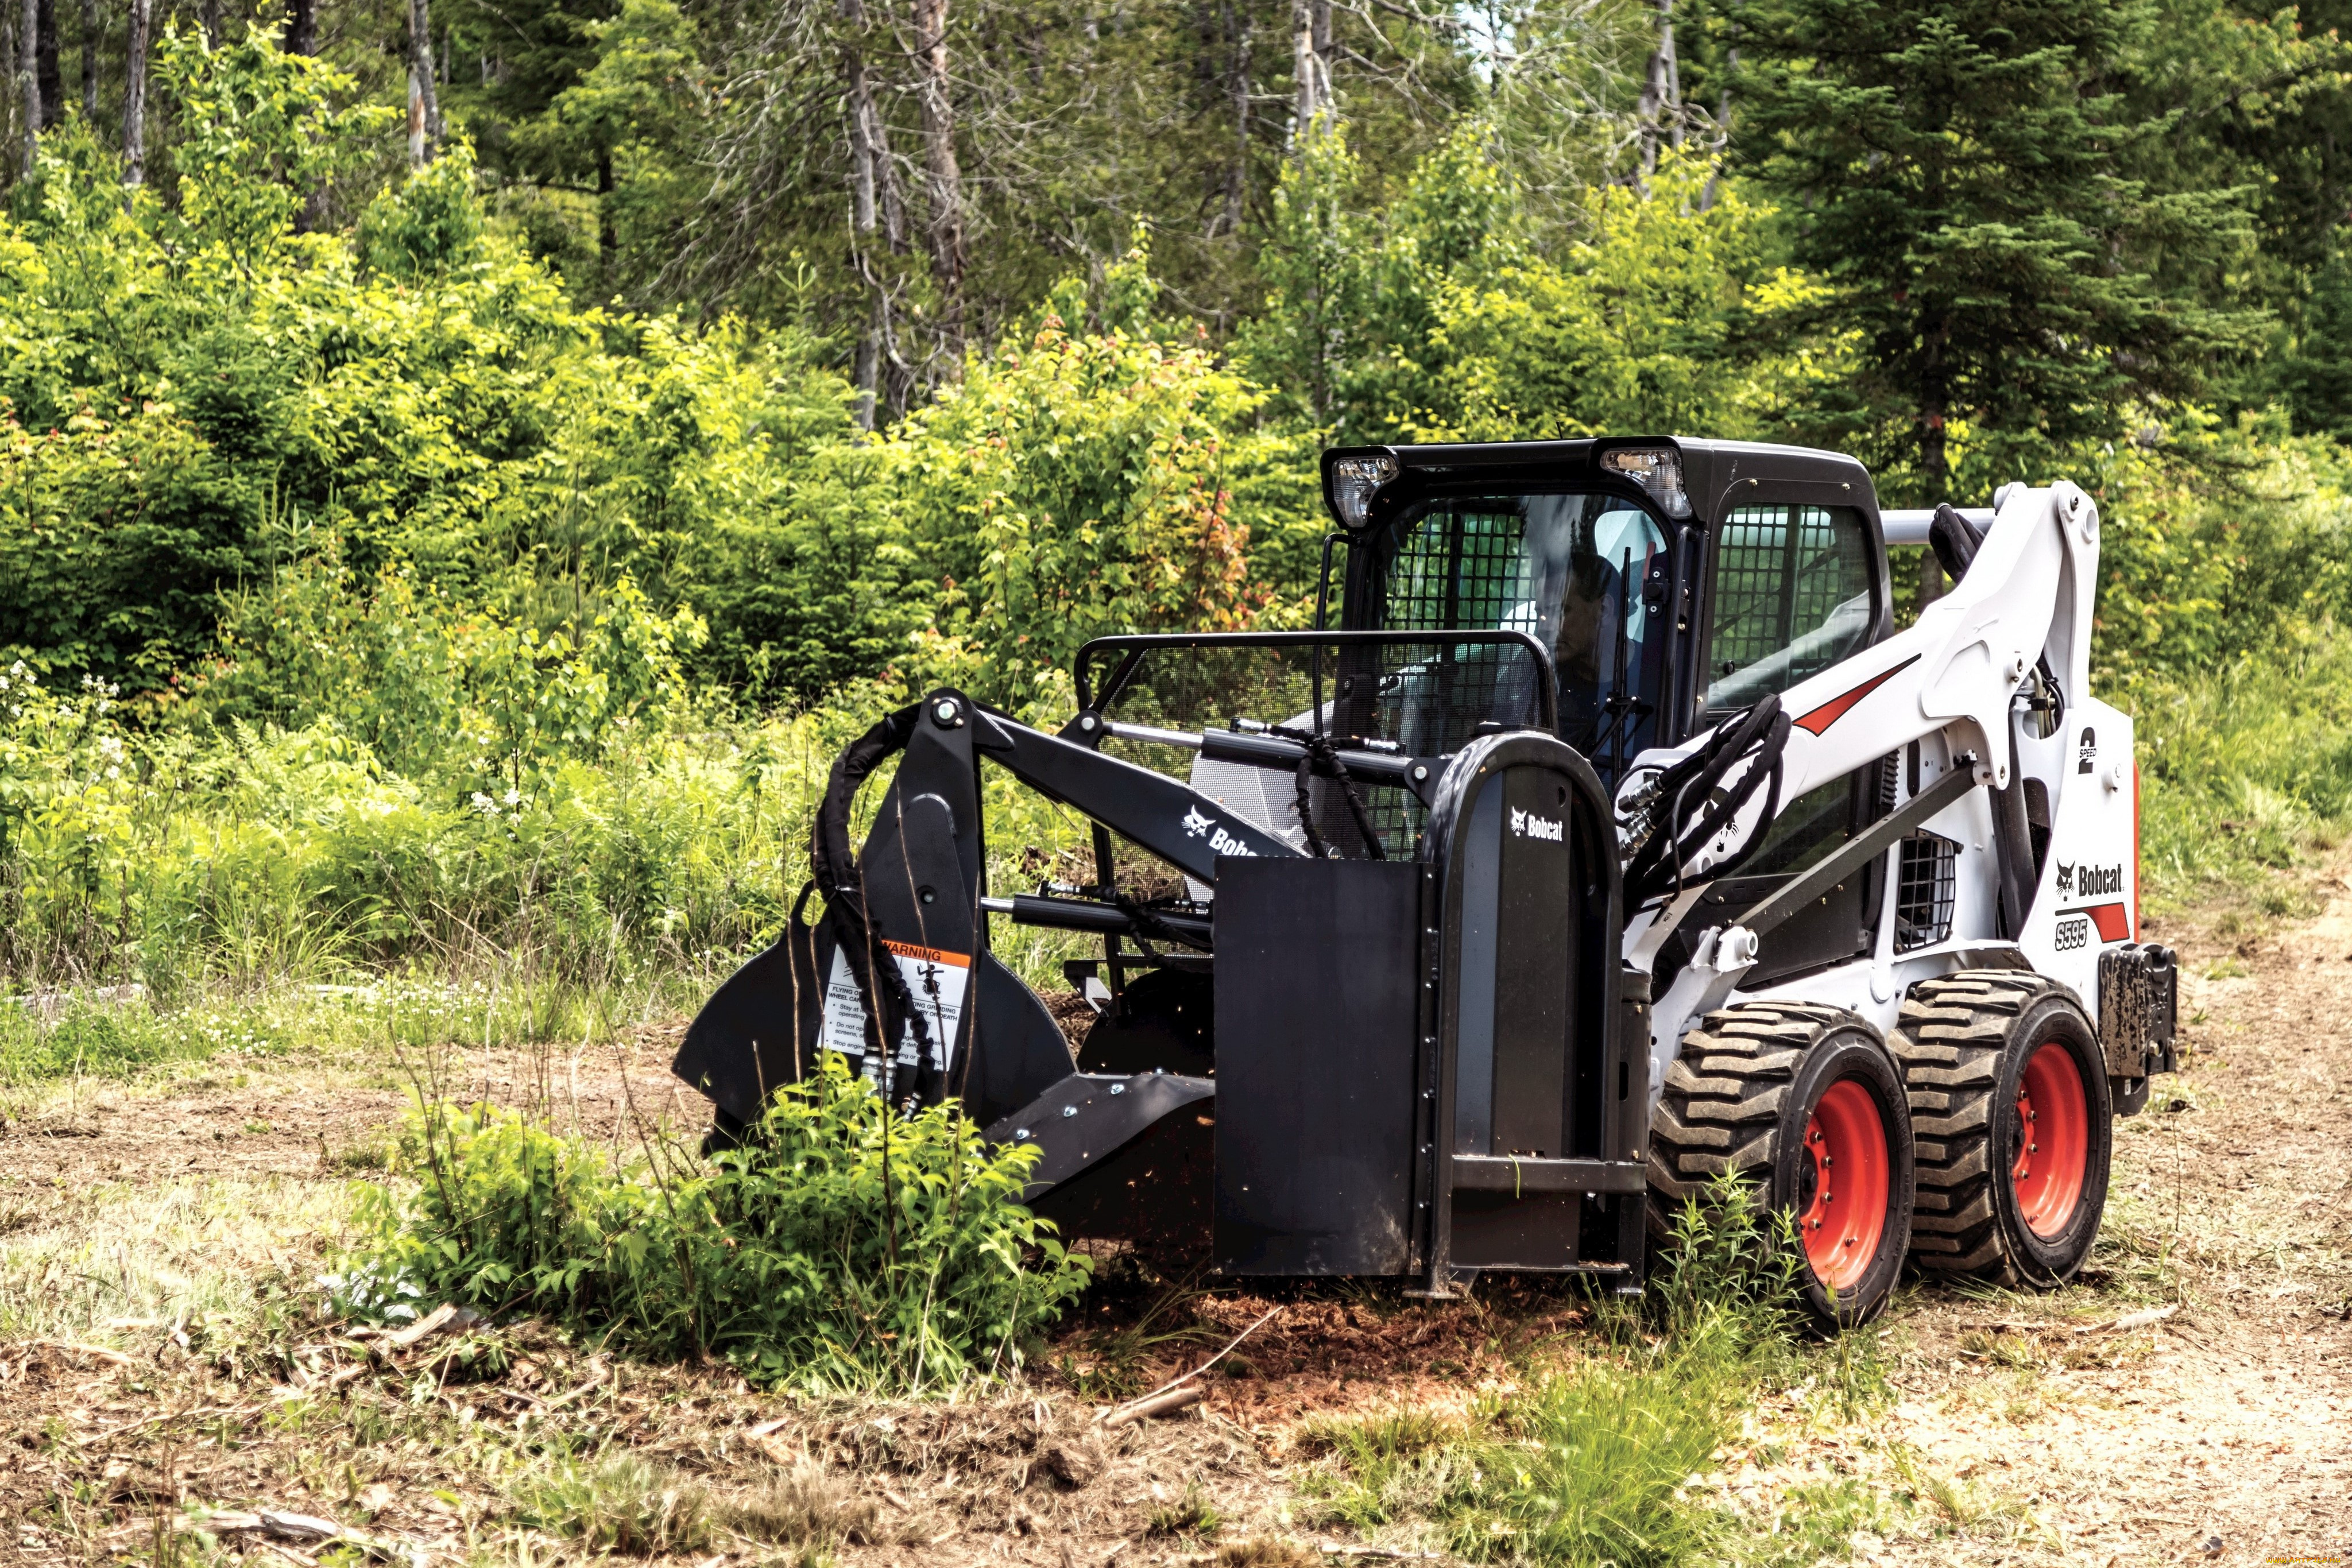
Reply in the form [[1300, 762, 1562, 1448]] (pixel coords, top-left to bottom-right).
[[0, 885, 2347, 1566]]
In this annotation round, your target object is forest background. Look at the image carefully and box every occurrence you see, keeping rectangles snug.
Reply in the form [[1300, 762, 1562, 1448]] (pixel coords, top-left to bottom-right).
[[1, 0, 2351, 1027]]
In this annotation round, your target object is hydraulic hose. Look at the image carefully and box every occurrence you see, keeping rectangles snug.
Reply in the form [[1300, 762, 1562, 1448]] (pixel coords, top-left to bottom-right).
[[1622, 694, 1793, 907], [807, 702, 943, 1108]]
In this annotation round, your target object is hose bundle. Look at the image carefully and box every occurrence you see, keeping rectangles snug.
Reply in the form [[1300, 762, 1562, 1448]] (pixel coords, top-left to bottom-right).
[[808, 702, 944, 1108], [1271, 726, 1387, 860], [1620, 694, 1793, 908]]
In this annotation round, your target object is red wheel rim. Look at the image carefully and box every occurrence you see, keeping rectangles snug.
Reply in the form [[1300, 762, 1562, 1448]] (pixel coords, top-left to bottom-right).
[[1798, 1079, 1891, 1294], [2013, 1041, 2090, 1237]]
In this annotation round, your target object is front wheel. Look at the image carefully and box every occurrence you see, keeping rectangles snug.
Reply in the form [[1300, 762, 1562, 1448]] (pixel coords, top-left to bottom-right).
[[1650, 1002, 1917, 1329], [1894, 972, 2114, 1287]]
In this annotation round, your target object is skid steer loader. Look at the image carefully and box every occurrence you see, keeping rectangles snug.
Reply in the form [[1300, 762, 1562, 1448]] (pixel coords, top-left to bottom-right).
[[672, 437, 2178, 1326]]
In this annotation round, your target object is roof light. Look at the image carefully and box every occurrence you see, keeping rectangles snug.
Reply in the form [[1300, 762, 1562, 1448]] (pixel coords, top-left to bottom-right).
[[1329, 454, 1398, 531], [1600, 446, 1692, 519]]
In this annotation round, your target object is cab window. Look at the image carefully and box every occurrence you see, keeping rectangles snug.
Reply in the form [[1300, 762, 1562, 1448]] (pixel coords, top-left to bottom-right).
[[1704, 504, 1874, 713]]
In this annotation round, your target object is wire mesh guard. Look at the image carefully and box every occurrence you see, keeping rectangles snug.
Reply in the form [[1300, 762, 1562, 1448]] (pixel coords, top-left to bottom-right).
[[1382, 494, 1669, 776], [1705, 504, 1874, 712], [1895, 831, 1958, 952], [1087, 635, 1550, 858]]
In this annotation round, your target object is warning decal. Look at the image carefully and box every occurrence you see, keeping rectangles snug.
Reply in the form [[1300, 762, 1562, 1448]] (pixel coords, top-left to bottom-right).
[[820, 940, 972, 1080]]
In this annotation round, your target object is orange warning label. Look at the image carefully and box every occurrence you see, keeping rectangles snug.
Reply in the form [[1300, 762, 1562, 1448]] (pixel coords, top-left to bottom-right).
[[880, 940, 972, 968]]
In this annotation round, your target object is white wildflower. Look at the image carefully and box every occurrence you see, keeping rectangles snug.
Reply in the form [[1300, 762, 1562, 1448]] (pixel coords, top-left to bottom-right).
[[470, 792, 499, 816], [105, 765, 119, 780], [503, 788, 521, 806]]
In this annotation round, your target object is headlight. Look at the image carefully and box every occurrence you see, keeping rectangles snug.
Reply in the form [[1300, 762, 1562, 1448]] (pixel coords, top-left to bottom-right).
[[1599, 445, 1692, 519], [1329, 454, 1399, 531]]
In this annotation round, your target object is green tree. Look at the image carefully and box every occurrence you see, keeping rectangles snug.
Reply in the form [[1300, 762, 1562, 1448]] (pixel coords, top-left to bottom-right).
[[1735, 0, 2266, 500]]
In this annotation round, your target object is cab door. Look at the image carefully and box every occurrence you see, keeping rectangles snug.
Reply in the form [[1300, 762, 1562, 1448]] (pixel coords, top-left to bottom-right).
[[1686, 498, 1887, 983]]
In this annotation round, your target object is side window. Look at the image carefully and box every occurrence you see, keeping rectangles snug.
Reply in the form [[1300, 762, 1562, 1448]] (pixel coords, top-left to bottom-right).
[[1704, 504, 1874, 713]]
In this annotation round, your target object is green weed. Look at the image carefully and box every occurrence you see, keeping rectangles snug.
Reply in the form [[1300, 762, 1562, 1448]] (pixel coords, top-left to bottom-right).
[[343, 1054, 1089, 1392], [1146, 1480, 1223, 1538], [518, 1450, 712, 1556]]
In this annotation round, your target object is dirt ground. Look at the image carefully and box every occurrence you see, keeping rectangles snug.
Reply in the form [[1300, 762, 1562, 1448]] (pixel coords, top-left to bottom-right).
[[1, 880, 2347, 1567]]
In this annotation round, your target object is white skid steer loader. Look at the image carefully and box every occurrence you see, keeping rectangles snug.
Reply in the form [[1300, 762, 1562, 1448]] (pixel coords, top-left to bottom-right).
[[672, 438, 2176, 1328]]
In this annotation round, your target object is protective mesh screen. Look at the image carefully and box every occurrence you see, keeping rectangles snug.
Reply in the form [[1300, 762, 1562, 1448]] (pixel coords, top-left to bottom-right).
[[1386, 508, 1526, 633], [1895, 833, 1958, 952], [1705, 504, 1873, 710], [1088, 635, 1548, 857]]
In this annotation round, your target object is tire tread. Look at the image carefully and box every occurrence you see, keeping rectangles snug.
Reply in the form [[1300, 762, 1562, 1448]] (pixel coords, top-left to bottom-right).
[[1890, 969, 2064, 1286]]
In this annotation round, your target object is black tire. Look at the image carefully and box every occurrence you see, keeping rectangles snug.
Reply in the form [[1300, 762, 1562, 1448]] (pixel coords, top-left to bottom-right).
[[1649, 1001, 1917, 1329], [1892, 971, 2114, 1288]]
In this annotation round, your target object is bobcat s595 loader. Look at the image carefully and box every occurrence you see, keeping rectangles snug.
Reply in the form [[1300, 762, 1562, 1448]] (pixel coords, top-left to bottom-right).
[[672, 438, 2178, 1326]]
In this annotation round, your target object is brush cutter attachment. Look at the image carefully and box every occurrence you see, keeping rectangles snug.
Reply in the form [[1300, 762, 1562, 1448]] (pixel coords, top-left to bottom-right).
[[673, 635, 1651, 1291]]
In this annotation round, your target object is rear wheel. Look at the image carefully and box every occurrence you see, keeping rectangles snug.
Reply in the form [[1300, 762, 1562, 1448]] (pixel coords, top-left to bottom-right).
[[1892, 972, 2113, 1287], [1649, 1001, 1916, 1328]]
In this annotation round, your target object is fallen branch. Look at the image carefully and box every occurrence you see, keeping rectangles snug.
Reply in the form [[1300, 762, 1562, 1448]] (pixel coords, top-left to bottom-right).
[[197, 1508, 400, 1562], [539, 1360, 609, 1411], [1970, 1303, 2179, 1337], [1100, 1384, 1205, 1428], [1094, 1305, 1281, 1426], [33, 1339, 135, 1367], [384, 1303, 482, 1352]]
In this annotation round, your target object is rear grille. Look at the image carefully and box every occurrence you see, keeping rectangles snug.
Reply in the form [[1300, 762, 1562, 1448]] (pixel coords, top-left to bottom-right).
[[1894, 832, 1957, 951]]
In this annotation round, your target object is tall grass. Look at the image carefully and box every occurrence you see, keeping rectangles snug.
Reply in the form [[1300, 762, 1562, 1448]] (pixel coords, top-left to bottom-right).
[[1299, 1178, 1823, 1566], [2121, 624, 2352, 908]]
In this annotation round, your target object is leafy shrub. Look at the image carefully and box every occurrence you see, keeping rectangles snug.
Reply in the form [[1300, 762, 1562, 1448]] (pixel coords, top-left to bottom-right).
[[1647, 1170, 1803, 1344], [348, 1055, 1089, 1391]]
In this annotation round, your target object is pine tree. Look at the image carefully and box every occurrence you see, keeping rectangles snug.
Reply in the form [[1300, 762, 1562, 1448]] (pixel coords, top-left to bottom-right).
[[1735, 0, 2264, 500]]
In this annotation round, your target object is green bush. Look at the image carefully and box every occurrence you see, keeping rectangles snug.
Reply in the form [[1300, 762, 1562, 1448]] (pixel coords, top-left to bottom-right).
[[345, 1055, 1089, 1391]]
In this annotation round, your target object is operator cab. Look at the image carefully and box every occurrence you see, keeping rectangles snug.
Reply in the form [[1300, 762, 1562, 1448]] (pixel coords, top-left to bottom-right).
[[1324, 438, 1891, 788]]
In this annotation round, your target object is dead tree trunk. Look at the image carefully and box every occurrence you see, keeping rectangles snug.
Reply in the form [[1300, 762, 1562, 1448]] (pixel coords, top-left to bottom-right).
[[1635, 0, 1681, 177], [121, 0, 144, 184], [840, 0, 886, 428], [16, 0, 36, 173], [2, 2, 15, 171], [908, 0, 965, 363], [407, 0, 440, 162], [1290, 0, 1329, 140], [1208, 1, 1249, 239]]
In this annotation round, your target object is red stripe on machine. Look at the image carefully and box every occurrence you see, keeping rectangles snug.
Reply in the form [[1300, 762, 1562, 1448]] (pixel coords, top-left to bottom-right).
[[2069, 903, 2131, 943], [1792, 655, 1921, 736]]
